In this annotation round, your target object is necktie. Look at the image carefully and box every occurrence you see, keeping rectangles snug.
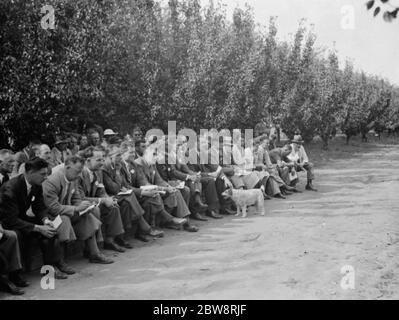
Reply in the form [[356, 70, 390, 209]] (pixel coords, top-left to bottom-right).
[[65, 182, 72, 205]]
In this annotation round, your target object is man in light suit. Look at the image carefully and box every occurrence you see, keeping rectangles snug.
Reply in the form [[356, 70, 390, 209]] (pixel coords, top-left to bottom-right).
[[43, 155, 113, 264], [288, 135, 317, 191], [78, 147, 127, 252]]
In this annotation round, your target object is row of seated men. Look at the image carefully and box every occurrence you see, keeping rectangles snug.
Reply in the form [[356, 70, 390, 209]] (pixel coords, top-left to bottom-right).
[[0, 131, 316, 296]]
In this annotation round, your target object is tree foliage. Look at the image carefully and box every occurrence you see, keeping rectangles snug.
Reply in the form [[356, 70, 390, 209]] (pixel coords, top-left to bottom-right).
[[1, 0, 398, 149]]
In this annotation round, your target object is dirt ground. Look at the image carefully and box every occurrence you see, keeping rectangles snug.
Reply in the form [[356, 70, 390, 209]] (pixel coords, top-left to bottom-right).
[[2, 139, 399, 300]]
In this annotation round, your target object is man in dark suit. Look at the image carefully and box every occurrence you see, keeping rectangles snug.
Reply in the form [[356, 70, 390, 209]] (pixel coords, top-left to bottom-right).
[[103, 147, 166, 242], [0, 157, 73, 280], [134, 142, 198, 232], [78, 147, 127, 252], [0, 223, 24, 295], [269, 144, 296, 186], [121, 146, 185, 236]]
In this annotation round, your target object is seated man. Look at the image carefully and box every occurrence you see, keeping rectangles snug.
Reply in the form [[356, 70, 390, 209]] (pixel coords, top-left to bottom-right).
[[43, 155, 113, 265], [0, 157, 73, 279], [288, 135, 317, 191], [12, 139, 41, 176], [134, 141, 196, 232], [102, 147, 165, 242], [0, 223, 25, 295], [0, 149, 15, 187], [78, 147, 128, 252], [121, 145, 187, 235], [50, 137, 72, 168], [156, 145, 207, 222], [269, 144, 297, 187], [19, 144, 54, 175], [255, 137, 299, 195]]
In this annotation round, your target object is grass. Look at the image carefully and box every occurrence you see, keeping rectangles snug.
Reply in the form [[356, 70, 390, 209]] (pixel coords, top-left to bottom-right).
[[305, 134, 399, 167]]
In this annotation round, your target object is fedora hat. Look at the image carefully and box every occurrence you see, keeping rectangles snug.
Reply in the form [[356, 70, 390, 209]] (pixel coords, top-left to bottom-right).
[[291, 135, 304, 144]]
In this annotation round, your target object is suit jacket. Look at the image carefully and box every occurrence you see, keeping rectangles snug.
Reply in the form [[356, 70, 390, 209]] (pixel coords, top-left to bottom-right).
[[0, 174, 49, 235], [42, 164, 82, 217], [102, 162, 133, 196], [134, 157, 169, 187], [123, 160, 147, 197], [0, 170, 10, 188], [79, 167, 107, 201]]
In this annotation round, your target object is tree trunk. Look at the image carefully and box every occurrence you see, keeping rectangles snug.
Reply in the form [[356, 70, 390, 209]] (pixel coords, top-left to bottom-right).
[[321, 134, 329, 150], [346, 134, 351, 145]]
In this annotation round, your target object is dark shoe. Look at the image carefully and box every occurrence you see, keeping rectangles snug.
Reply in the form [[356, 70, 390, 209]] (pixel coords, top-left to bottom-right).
[[221, 208, 235, 215], [195, 201, 208, 212], [274, 193, 286, 200], [115, 237, 133, 249], [55, 261, 76, 275], [207, 211, 223, 219], [306, 184, 318, 192], [9, 272, 30, 288], [292, 188, 302, 193], [282, 190, 293, 196], [104, 241, 126, 253], [147, 229, 164, 238], [184, 224, 199, 232], [135, 234, 150, 242], [0, 277, 25, 295], [89, 254, 114, 264], [264, 194, 272, 200], [54, 267, 68, 280], [191, 212, 208, 221]]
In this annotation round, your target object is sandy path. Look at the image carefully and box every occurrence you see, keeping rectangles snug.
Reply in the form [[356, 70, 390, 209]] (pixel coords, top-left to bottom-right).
[[3, 144, 399, 300]]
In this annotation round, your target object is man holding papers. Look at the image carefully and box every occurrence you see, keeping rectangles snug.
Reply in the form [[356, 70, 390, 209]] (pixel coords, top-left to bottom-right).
[[0, 157, 72, 280], [78, 147, 128, 252], [43, 156, 113, 265], [102, 147, 164, 242]]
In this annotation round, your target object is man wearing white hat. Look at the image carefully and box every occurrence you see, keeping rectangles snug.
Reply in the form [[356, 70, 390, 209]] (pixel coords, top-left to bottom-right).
[[102, 129, 118, 150], [288, 135, 317, 191]]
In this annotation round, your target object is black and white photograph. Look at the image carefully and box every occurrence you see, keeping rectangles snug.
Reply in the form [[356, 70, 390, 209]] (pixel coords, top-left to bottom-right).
[[0, 0, 399, 303]]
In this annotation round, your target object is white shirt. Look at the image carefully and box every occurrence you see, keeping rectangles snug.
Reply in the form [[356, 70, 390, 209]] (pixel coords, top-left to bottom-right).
[[24, 176, 32, 195]]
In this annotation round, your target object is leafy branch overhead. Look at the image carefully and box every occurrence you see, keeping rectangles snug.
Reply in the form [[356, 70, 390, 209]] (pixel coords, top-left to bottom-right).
[[366, 0, 399, 21]]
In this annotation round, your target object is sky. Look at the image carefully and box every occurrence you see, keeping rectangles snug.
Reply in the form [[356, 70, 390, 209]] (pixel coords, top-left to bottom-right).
[[213, 0, 399, 86]]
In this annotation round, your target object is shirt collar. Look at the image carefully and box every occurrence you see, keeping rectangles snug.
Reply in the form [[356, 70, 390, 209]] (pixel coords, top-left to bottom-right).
[[24, 176, 32, 193]]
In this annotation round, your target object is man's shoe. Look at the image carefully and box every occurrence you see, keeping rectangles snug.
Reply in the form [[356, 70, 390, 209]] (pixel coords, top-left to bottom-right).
[[191, 212, 208, 221], [115, 237, 133, 249], [135, 234, 150, 242], [221, 208, 235, 215], [291, 188, 302, 193], [207, 211, 223, 219], [89, 254, 114, 264], [196, 201, 208, 212], [54, 267, 68, 280], [55, 261, 76, 275], [184, 224, 199, 232], [9, 272, 30, 287], [0, 277, 25, 295], [274, 193, 286, 200], [306, 184, 318, 192], [104, 241, 126, 253], [147, 229, 164, 238], [171, 217, 187, 226]]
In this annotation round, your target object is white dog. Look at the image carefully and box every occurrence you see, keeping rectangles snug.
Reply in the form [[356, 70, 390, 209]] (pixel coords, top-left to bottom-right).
[[221, 188, 265, 218]]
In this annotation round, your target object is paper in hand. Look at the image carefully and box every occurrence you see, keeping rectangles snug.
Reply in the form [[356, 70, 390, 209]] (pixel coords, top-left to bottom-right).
[[118, 189, 133, 196], [51, 215, 63, 229]]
